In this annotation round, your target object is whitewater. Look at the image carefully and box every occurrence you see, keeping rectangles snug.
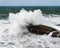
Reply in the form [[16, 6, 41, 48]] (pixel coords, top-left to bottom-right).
[[0, 9, 60, 48]]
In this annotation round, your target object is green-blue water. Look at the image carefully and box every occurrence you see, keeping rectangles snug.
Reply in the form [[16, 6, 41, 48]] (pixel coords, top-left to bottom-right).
[[0, 6, 60, 19]]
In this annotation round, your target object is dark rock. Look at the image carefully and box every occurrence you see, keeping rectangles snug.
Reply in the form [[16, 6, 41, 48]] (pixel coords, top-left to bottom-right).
[[56, 24, 60, 26], [26, 24, 57, 35], [52, 31, 60, 37], [26, 24, 60, 38]]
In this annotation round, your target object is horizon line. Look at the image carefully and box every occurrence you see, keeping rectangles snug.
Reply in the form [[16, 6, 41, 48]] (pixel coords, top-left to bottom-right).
[[0, 5, 59, 7]]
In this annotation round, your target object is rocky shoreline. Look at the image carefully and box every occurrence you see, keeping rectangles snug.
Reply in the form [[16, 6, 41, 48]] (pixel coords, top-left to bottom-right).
[[27, 24, 60, 38]]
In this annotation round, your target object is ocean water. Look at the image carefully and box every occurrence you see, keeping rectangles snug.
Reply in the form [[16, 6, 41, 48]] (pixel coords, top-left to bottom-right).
[[0, 6, 60, 48], [0, 6, 60, 19]]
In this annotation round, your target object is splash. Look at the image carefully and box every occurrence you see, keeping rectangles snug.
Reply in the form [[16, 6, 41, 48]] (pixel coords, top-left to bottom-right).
[[0, 9, 60, 48], [8, 9, 46, 35], [8, 9, 60, 36]]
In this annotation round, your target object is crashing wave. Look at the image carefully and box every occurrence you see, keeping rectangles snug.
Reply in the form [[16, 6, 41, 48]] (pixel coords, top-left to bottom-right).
[[0, 9, 60, 48]]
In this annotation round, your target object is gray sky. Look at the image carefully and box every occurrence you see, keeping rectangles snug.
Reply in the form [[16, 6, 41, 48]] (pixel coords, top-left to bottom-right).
[[0, 0, 60, 6]]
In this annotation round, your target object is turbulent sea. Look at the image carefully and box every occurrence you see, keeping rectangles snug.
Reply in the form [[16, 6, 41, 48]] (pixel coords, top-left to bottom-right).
[[0, 6, 60, 48]]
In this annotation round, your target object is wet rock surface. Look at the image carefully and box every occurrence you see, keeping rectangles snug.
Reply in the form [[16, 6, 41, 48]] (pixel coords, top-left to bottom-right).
[[52, 31, 60, 37], [27, 24, 60, 38], [27, 24, 57, 34]]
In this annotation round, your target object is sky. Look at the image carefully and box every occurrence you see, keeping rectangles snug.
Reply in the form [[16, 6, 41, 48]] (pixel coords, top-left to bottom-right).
[[0, 0, 60, 6]]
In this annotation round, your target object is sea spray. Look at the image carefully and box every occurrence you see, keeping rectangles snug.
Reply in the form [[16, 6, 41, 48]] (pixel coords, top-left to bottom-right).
[[8, 9, 45, 36], [0, 9, 60, 48], [8, 9, 60, 36]]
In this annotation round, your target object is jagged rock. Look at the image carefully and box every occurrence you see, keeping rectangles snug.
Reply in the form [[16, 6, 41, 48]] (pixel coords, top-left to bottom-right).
[[27, 24, 57, 35], [27, 24, 60, 38], [52, 31, 60, 37], [56, 24, 60, 26]]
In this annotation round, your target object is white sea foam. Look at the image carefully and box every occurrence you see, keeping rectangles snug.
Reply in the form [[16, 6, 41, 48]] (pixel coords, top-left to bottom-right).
[[8, 9, 46, 35], [0, 9, 60, 48]]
